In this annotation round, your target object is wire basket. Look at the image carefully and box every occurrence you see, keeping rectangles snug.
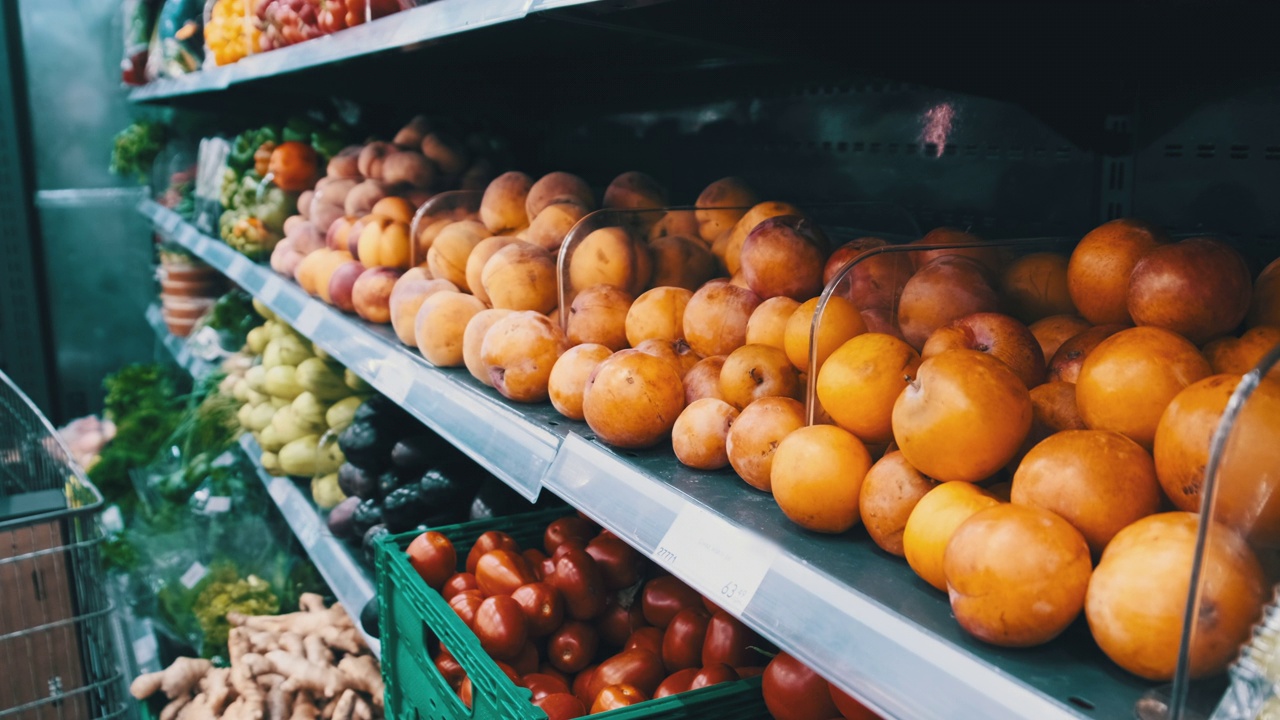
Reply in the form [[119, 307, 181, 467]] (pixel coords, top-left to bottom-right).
[[0, 370, 127, 720]]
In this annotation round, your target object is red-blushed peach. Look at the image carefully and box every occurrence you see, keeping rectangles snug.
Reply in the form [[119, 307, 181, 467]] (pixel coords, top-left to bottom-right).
[[683, 282, 763, 358], [480, 171, 534, 234], [463, 308, 514, 386], [480, 311, 568, 402], [582, 349, 685, 448], [672, 398, 739, 470], [415, 291, 487, 367], [566, 285, 634, 352], [626, 287, 692, 347], [549, 344, 614, 420], [351, 267, 403, 324]]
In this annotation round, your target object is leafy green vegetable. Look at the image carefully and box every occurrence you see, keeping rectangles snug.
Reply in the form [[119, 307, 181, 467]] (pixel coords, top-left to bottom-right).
[[103, 364, 183, 421], [110, 122, 168, 183], [206, 290, 262, 350], [191, 562, 279, 655]]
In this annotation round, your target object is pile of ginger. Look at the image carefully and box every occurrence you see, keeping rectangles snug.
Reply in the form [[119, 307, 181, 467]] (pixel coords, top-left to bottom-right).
[[130, 594, 384, 720]]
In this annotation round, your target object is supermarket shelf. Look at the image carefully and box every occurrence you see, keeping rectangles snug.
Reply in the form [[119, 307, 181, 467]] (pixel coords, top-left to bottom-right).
[[139, 200, 1153, 720], [240, 434, 381, 658], [145, 304, 219, 380]]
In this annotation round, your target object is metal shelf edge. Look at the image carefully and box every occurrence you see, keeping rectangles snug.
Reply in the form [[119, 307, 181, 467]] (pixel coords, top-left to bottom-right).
[[145, 303, 218, 380]]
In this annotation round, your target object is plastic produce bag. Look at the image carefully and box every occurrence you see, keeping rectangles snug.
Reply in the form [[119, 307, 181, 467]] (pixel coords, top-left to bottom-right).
[[145, 0, 205, 81]]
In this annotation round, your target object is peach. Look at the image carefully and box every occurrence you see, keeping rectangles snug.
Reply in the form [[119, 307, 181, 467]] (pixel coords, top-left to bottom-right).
[[633, 338, 699, 379], [326, 146, 361, 179], [582, 349, 685, 448], [859, 451, 937, 556], [1152, 374, 1245, 512], [921, 312, 1046, 388], [625, 286, 691, 347], [898, 256, 999, 350], [327, 260, 367, 313], [1249, 257, 1280, 328], [772, 425, 872, 533], [672, 398, 739, 470], [351, 267, 402, 324], [719, 344, 801, 409], [738, 215, 829, 301], [695, 177, 757, 244], [1209, 376, 1280, 545], [482, 243, 558, 314], [783, 296, 866, 372], [325, 216, 358, 252], [719, 201, 804, 275], [1046, 323, 1126, 384], [1029, 314, 1092, 361], [419, 132, 469, 176], [944, 504, 1092, 647], [427, 220, 490, 289], [601, 171, 667, 211], [463, 308, 514, 386], [892, 349, 1032, 483], [683, 356, 727, 404], [648, 235, 720, 291], [1128, 237, 1253, 344], [566, 284, 634, 351], [683, 282, 763, 358], [527, 172, 594, 218], [315, 250, 357, 304], [648, 210, 700, 241], [393, 116, 431, 148], [381, 152, 435, 190], [1026, 380, 1086, 449], [902, 482, 999, 591], [817, 333, 921, 445], [1012, 429, 1161, 556], [1000, 252, 1075, 323], [480, 311, 568, 402], [824, 237, 913, 312], [465, 236, 522, 301], [344, 179, 389, 218], [860, 308, 902, 339], [1067, 218, 1168, 325], [569, 227, 652, 297], [910, 227, 1002, 275], [548, 343, 614, 420], [746, 297, 801, 351], [415, 291, 487, 367], [1203, 326, 1280, 375], [480, 171, 534, 234], [357, 142, 393, 180], [526, 202, 589, 252], [389, 272, 456, 343], [725, 396, 806, 492], [1076, 326, 1211, 448]]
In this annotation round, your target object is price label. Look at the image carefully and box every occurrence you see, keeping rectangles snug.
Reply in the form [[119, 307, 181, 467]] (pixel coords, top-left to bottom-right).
[[651, 504, 777, 615], [375, 356, 413, 404], [268, 477, 291, 503], [180, 561, 209, 589], [205, 496, 231, 513], [227, 254, 250, 278], [260, 276, 282, 304], [297, 516, 320, 549], [132, 632, 158, 666], [192, 235, 210, 255], [295, 302, 323, 335], [161, 212, 181, 234]]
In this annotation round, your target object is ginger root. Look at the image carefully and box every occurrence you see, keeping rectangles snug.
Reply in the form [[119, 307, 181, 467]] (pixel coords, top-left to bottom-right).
[[316, 625, 363, 655], [161, 658, 212, 699], [200, 667, 232, 715], [303, 634, 333, 667], [267, 650, 342, 698], [289, 690, 320, 720], [130, 670, 164, 700], [176, 692, 215, 720], [159, 693, 192, 720], [280, 631, 305, 657], [298, 593, 326, 613], [330, 689, 357, 720], [337, 655, 383, 710]]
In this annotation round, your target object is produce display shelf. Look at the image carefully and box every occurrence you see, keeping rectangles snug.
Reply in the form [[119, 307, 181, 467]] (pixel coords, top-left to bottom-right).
[[145, 303, 219, 380], [139, 200, 1154, 720], [127, 0, 599, 103]]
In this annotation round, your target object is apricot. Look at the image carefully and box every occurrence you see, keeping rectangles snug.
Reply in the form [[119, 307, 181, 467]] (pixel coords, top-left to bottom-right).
[[719, 344, 800, 409], [1046, 323, 1126, 384], [720, 201, 805, 275], [625, 287, 692, 347], [465, 236, 521, 301], [1249, 257, 1280, 328], [739, 216, 829, 301], [390, 275, 458, 346], [527, 172, 594, 218], [351, 267, 400, 324], [526, 202, 589, 253], [783, 296, 866, 372], [1029, 314, 1093, 364], [1129, 237, 1252, 345], [648, 210, 700, 241], [771, 425, 872, 533], [945, 504, 1091, 647], [427, 220, 490, 289], [897, 256, 999, 350], [902, 482, 999, 591], [1076, 327, 1211, 448], [1067, 218, 1168, 325], [480, 311, 568, 402], [1210, 376, 1280, 545], [683, 356, 727, 404], [482, 243, 558, 314], [860, 307, 902, 340], [1086, 512, 1266, 680], [566, 284, 634, 351], [1203, 326, 1280, 375], [1000, 252, 1075, 323], [910, 227, 1002, 275], [824, 237, 913, 312], [569, 227, 652, 297], [817, 333, 921, 445], [1012, 430, 1161, 556], [672, 398, 738, 470], [463, 308, 514, 386], [633, 338, 699, 379], [892, 350, 1032, 483], [582, 349, 685, 449], [601, 171, 667, 211], [548, 344, 613, 421], [480, 171, 534, 234], [683, 282, 762, 358], [860, 451, 937, 556], [695, 177, 757, 244], [745, 297, 801, 351], [648, 235, 720, 291], [1019, 380, 1086, 459], [415, 291, 487, 367], [726, 397, 806, 492], [921, 312, 1045, 388]]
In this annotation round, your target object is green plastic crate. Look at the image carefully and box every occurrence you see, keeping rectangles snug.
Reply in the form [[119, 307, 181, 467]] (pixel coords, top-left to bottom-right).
[[376, 509, 770, 720]]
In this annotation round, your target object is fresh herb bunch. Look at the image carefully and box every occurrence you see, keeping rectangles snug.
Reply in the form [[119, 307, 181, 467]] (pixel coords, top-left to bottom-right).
[[191, 561, 279, 655], [110, 121, 168, 183]]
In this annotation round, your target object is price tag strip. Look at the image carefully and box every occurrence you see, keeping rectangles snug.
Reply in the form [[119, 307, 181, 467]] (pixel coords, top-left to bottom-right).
[[651, 503, 778, 615], [227, 253, 250, 279], [374, 355, 414, 404], [260, 276, 283, 304], [294, 302, 323, 335]]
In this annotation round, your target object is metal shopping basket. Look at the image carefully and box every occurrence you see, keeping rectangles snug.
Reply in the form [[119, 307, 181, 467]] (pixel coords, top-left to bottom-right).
[[0, 370, 126, 720]]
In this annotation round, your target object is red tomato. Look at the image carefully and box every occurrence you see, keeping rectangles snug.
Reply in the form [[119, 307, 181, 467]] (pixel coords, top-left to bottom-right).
[[586, 649, 665, 701], [654, 668, 698, 698], [572, 664, 598, 706], [459, 676, 473, 708], [521, 673, 571, 701], [762, 652, 839, 720], [736, 666, 766, 679], [690, 663, 739, 690], [591, 683, 649, 712], [661, 607, 711, 671], [467, 531, 520, 574], [533, 692, 587, 720], [596, 597, 647, 647], [585, 536, 644, 590], [625, 627, 664, 659], [545, 517, 597, 555], [511, 641, 540, 676], [539, 664, 570, 686], [548, 621, 598, 674], [494, 660, 521, 684], [702, 596, 723, 614], [407, 532, 456, 590], [523, 549, 550, 580], [441, 572, 478, 601], [474, 595, 528, 660], [642, 576, 703, 628], [829, 681, 881, 720], [448, 590, 484, 628], [475, 549, 535, 597], [702, 611, 769, 667], [510, 582, 564, 638], [548, 546, 606, 620], [434, 648, 465, 691], [553, 541, 586, 560]]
